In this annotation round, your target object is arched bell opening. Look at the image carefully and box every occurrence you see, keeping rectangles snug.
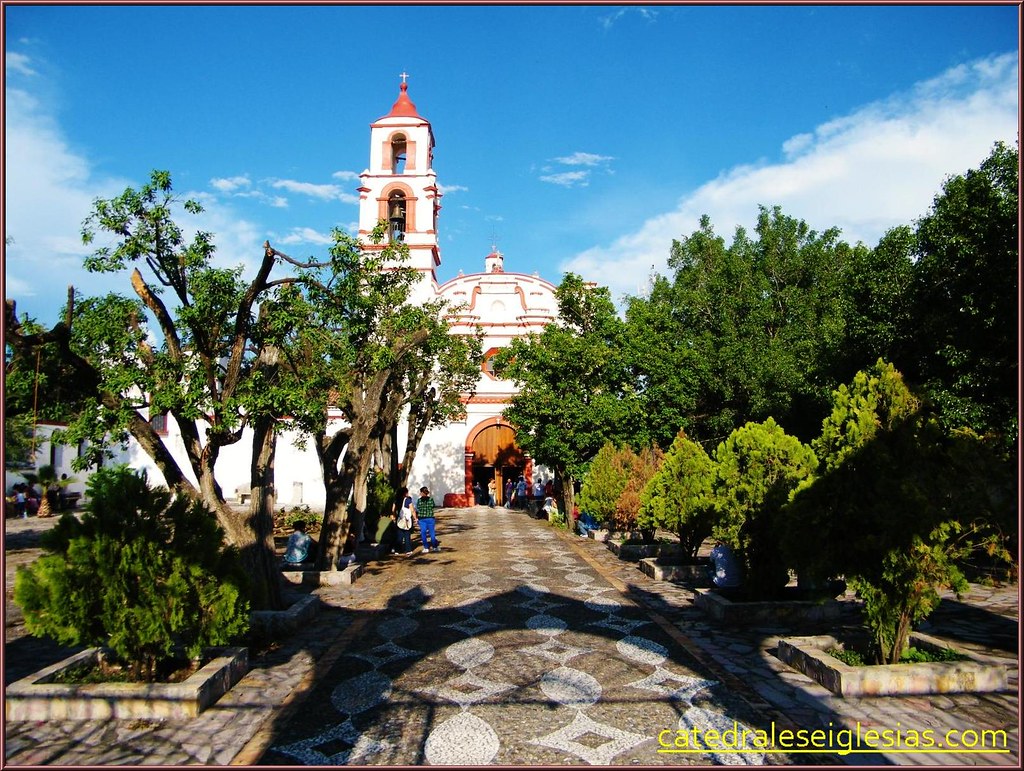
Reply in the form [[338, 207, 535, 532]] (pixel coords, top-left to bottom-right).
[[388, 191, 407, 242], [390, 133, 407, 174]]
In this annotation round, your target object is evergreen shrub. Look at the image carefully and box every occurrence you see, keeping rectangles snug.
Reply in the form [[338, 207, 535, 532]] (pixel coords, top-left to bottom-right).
[[712, 418, 817, 597], [637, 429, 716, 558], [14, 466, 250, 681], [578, 442, 630, 530], [785, 360, 1012, 663]]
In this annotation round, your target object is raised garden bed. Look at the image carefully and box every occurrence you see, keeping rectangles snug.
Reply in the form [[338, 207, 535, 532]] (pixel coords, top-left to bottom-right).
[[606, 536, 679, 561], [694, 587, 841, 624], [280, 562, 363, 587], [250, 594, 321, 638], [777, 632, 1010, 697], [639, 556, 710, 584], [5, 646, 248, 720]]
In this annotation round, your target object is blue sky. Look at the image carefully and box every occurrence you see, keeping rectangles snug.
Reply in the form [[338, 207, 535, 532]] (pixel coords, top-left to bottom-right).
[[4, 4, 1019, 324]]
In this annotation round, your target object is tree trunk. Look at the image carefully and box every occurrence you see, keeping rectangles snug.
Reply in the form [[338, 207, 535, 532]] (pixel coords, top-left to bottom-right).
[[317, 478, 353, 571], [190, 440, 280, 611], [556, 466, 576, 531], [248, 414, 285, 610], [315, 431, 355, 571]]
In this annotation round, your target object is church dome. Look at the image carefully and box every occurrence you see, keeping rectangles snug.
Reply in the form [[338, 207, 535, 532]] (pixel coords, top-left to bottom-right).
[[384, 82, 421, 119]]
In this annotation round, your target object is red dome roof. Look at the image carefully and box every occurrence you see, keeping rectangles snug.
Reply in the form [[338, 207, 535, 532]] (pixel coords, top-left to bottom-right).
[[387, 82, 421, 118]]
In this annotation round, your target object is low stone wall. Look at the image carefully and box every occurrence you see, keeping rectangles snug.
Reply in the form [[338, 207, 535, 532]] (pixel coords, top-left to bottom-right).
[[280, 563, 364, 589], [694, 588, 841, 624], [639, 557, 710, 585], [5, 646, 249, 721], [607, 541, 661, 561], [777, 632, 1010, 697], [250, 594, 322, 638]]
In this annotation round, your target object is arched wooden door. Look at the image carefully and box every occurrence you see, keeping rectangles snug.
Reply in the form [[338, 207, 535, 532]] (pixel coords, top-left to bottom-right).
[[469, 424, 526, 506]]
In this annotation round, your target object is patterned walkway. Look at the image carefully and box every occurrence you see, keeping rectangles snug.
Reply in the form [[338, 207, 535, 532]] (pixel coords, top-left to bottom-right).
[[5, 506, 1018, 765], [255, 507, 778, 765]]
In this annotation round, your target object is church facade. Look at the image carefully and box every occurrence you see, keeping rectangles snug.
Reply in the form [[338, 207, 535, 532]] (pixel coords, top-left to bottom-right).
[[354, 80, 559, 506], [16, 80, 558, 509]]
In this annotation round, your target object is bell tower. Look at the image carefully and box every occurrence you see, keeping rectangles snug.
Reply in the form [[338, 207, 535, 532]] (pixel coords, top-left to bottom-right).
[[358, 74, 441, 301]]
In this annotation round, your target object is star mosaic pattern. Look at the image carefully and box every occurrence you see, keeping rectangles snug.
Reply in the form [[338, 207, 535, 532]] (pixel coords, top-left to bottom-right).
[[262, 507, 768, 765]]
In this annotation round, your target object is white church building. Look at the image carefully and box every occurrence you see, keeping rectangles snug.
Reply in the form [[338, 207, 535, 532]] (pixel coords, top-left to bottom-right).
[[19, 80, 560, 510]]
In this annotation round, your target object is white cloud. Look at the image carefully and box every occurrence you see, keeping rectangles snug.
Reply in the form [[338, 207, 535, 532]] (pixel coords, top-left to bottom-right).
[[270, 178, 342, 199], [562, 53, 1019, 304], [6, 52, 36, 77], [539, 170, 591, 188], [331, 170, 360, 181], [438, 183, 468, 194], [554, 152, 614, 166], [270, 178, 359, 205], [540, 151, 614, 187], [210, 175, 252, 192], [275, 227, 335, 246], [4, 86, 133, 319], [599, 7, 658, 30]]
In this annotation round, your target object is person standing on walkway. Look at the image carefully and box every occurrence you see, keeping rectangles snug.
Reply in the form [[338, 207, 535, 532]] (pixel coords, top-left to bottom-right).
[[504, 478, 514, 508], [414, 486, 440, 552], [393, 486, 415, 554], [487, 478, 496, 507]]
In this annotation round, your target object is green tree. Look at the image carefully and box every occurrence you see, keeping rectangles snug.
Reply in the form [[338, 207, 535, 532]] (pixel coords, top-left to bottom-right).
[[5, 172, 294, 609], [14, 466, 249, 680], [637, 429, 716, 558], [909, 141, 1018, 452], [495, 274, 632, 523], [625, 207, 854, 447], [269, 226, 477, 569], [396, 313, 483, 491], [712, 417, 817, 597], [785, 360, 1012, 663], [612, 444, 663, 537], [577, 441, 630, 529], [841, 227, 916, 379]]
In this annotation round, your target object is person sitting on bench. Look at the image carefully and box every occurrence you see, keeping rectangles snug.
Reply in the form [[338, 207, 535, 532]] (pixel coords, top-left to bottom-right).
[[284, 520, 314, 565]]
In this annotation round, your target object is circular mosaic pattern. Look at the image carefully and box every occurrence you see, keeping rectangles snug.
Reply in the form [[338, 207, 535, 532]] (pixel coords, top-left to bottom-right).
[[445, 637, 495, 670], [616, 635, 669, 666], [424, 711, 501, 765], [540, 666, 603, 707]]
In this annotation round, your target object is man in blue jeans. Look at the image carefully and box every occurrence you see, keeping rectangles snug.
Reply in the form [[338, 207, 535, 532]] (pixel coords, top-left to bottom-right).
[[415, 486, 440, 552]]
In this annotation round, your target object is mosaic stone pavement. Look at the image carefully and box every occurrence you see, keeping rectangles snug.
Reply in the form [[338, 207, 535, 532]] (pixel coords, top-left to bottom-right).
[[259, 508, 782, 766]]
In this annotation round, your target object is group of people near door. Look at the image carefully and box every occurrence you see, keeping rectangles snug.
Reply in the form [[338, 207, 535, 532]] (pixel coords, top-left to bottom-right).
[[471, 476, 558, 509]]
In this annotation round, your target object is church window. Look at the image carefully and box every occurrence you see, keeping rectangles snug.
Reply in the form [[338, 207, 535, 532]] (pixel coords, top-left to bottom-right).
[[388, 192, 407, 242], [390, 134, 407, 174], [481, 348, 504, 378]]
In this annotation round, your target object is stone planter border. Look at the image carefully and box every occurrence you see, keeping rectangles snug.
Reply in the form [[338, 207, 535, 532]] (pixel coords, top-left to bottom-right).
[[777, 632, 1010, 697], [607, 540, 661, 561], [694, 587, 841, 624], [639, 557, 710, 585], [250, 594, 321, 638], [5, 646, 249, 721], [280, 562, 364, 588]]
